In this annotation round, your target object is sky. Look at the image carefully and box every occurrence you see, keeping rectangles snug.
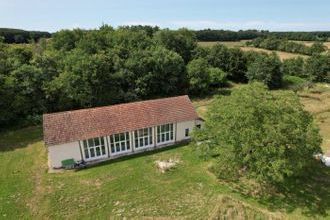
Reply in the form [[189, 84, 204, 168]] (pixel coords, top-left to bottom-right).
[[0, 0, 329, 32]]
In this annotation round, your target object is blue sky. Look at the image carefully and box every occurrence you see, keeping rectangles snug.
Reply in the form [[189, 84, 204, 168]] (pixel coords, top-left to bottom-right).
[[0, 0, 329, 32]]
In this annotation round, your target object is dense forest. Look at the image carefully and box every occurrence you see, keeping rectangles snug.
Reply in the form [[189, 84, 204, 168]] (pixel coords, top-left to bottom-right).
[[2, 27, 330, 44], [195, 29, 330, 42], [0, 28, 51, 43], [0, 25, 329, 128], [247, 37, 327, 55]]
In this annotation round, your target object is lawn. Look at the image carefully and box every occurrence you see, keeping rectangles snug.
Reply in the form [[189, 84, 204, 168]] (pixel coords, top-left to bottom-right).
[[1, 84, 330, 219]]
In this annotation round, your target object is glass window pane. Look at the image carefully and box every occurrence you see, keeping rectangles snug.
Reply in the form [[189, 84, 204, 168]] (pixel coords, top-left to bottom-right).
[[140, 138, 144, 147], [165, 124, 169, 131], [170, 124, 173, 130], [126, 132, 129, 140], [116, 143, 120, 151], [135, 139, 138, 148], [88, 139, 94, 147], [127, 141, 130, 149], [115, 134, 119, 142], [111, 145, 115, 153], [83, 140, 88, 149], [110, 135, 114, 144], [90, 148, 95, 157], [121, 143, 125, 151], [120, 133, 125, 140], [157, 126, 160, 133], [96, 147, 101, 156], [157, 135, 160, 143], [101, 137, 104, 145], [101, 145, 106, 154], [134, 131, 137, 137], [84, 149, 89, 159], [166, 133, 169, 141], [94, 138, 100, 146], [170, 132, 173, 140], [149, 137, 152, 145], [162, 134, 165, 142], [144, 137, 148, 145]]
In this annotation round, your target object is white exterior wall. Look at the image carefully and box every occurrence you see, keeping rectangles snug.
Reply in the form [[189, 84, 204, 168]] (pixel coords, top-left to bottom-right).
[[48, 141, 81, 168], [176, 120, 196, 141], [47, 119, 201, 168]]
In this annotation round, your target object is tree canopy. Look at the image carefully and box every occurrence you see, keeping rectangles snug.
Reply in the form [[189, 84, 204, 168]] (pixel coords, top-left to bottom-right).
[[194, 83, 322, 184]]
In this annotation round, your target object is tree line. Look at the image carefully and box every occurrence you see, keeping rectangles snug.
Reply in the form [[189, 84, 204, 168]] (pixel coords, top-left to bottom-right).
[[247, 37, 328, 55], [2, 27, 330, 44], [195, 29, 330, 42], [0, 25, 329, 128], [0, 28, 51, 44]]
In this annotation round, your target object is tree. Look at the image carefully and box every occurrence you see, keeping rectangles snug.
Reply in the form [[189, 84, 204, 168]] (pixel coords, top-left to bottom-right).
[[309, 42, 326, 55], [246, 53, 283, 89], [187, 58, 211, 94], [125, 46, 186, 98], [282, 57, 305, 77], [194, 83, 322, 184], [304, 54, 330, 82], [208, 67, 227, 87], [154, 28, 197, 63]]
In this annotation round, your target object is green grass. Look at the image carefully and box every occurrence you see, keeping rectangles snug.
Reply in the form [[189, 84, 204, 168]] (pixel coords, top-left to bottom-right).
[[1, 85, 330, 219]]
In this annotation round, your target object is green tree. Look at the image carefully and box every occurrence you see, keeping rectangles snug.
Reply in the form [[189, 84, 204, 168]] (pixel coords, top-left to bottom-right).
[[304, 54, 330, 82], [282, 57, 305, 77], [309, 42, 326, 55], [246, 53, 283, 89], [187, 58, 211, 94], [208, 67, 227, 87], [194, 83, 322, 184], [154, 28, 197, 63]]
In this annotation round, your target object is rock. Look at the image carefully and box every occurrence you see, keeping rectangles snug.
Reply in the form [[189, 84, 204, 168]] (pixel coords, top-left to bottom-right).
[[155, 159, 180, 173]]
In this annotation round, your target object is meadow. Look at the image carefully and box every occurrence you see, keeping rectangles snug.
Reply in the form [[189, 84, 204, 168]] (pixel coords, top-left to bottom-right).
[[0, 84, 330, 219]]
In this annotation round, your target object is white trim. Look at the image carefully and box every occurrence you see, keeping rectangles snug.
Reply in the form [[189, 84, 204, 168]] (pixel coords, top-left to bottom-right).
[[81, 137, 108, 162], [109, 132, 132, 156]]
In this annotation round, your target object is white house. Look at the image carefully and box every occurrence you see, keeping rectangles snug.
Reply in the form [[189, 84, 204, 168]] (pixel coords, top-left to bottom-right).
[[43, 95, 203, 168]]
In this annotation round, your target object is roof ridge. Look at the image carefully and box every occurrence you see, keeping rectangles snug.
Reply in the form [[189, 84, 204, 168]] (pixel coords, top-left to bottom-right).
[[43, 95, 189, 117]]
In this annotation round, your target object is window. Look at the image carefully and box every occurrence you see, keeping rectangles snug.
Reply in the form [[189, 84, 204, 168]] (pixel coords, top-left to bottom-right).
[[83, 137, 106, 160], [196, 124, 201, 129], [109, 132, 130, 155], [134, 127, 153, 149], [185, 128, 189, 137], [157, 123, 174, 143]]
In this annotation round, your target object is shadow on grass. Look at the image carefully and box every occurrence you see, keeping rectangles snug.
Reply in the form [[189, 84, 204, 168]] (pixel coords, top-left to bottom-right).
[[236, 163, 330, 218], [76, 142, 189, 171], [0, 126, 43, 152], [265, 164, 330, 217]]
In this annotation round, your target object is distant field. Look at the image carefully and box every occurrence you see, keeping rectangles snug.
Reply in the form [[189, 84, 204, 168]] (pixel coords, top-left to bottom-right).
[[198, 40, 248, 48], [240, 46, 308, 60], [198, 41, 308, 60]]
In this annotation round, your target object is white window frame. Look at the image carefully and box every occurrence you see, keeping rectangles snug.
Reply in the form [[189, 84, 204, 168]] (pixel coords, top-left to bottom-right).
[[109, 132, 131, 156], [157, 123, 174, 145], [134, 127, 153, 150], [82, 137, 107, 161]]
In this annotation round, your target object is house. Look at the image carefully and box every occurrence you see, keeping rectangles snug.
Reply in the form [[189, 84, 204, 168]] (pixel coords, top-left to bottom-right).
[[43, 95, 203, 168]]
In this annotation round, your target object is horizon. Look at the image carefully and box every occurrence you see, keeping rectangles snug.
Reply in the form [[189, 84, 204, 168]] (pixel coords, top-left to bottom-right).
[[1, 0, 330, 32]]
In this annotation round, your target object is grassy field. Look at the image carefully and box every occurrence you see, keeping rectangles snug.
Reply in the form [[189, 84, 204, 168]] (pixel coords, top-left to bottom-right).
[[1, 84, 330, 219], [198, 41, 309, 60]]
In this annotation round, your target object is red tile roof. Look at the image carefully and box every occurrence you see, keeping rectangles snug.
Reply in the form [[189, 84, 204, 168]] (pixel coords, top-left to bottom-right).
[[43, 95, 199, 146]]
